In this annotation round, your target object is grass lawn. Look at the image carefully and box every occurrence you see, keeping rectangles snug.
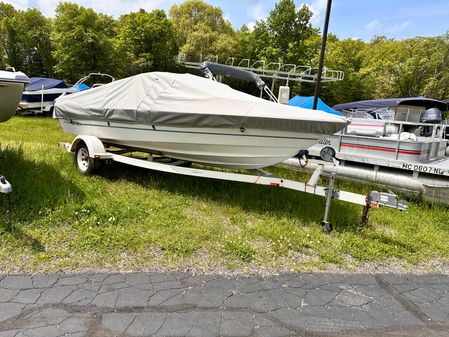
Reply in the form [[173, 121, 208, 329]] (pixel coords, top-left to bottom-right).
[[0, 116, 448, 274]]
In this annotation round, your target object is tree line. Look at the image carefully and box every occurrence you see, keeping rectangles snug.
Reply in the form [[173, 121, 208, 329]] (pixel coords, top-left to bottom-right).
[[1, 0, 449, 105]]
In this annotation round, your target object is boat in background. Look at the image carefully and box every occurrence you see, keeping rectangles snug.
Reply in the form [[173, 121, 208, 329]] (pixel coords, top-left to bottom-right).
[[0, 68, 29, 122], [18, 77, 79, 115], [293, 97, 449, 203], [0, 67, 29, 194], [18, 73, 114, 115], [54, 72, 348, 169]]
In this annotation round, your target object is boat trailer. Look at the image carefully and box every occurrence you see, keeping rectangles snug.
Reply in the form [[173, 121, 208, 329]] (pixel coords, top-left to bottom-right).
[[59, 135, 407, 233]]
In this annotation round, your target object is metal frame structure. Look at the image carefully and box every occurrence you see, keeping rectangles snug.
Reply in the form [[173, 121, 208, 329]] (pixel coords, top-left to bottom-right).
[[178, 54, 344, 84], [59, 136, 407, 233]]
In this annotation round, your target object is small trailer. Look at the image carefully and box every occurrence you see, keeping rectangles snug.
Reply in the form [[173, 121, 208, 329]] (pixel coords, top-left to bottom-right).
[[59, 135, 407, 233]]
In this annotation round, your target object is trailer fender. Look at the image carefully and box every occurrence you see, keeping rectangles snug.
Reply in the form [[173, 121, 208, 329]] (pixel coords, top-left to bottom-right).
[[70, 135, 109, 158]]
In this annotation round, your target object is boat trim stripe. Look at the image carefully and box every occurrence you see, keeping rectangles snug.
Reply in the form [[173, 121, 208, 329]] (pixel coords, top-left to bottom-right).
[[72, 121, 320, 141], [341, 143, 429, 155], [349, 123, 386, 127]]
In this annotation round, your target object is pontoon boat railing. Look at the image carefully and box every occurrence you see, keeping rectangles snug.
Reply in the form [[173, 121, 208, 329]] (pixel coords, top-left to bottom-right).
[[337, 119, 449, 161]]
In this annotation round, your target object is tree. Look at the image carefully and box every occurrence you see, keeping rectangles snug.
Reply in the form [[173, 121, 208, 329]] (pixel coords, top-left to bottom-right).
[[0, 5, 54, 76], [421, 32, 449, 99], [358, 36, 449, 99], [15, 9, 54, 76], [114, 9, 178, 76], [52, 2, 116, 82], [0, 3, 18, 69], [322, 38, 367, 104], [247, 0, 319, 65], [169, 0, 236, 61]]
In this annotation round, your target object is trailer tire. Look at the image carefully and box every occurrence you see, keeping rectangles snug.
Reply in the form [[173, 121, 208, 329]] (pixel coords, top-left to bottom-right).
[[75, 143, 96, 175], [320, 221, 333, 233], [46, 106, 54, 118]]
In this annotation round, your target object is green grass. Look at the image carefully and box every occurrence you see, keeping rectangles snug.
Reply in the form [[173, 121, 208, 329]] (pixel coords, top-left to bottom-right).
[[0, 116, 448, 273]]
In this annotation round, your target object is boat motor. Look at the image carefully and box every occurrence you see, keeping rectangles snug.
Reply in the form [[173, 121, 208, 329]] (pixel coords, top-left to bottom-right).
[[420, 108, 442, 123], [420, 108, 442, 137]]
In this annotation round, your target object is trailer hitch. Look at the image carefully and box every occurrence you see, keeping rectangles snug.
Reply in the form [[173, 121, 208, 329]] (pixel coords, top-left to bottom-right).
[[360, 191, 408, 226]]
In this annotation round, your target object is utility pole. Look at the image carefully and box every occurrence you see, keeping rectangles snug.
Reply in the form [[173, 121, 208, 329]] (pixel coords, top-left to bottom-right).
[[312, 0, 332, 110]]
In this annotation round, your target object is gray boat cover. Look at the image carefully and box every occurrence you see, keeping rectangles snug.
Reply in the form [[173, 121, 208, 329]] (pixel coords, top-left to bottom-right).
[[54, 72, 347, 135]]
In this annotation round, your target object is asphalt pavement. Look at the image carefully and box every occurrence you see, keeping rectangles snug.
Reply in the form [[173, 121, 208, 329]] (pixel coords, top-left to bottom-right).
[[0, 272, 448, 337]]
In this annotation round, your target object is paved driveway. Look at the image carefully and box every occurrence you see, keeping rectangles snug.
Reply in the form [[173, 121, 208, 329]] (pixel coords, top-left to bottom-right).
[[0, 272, 448, 336]]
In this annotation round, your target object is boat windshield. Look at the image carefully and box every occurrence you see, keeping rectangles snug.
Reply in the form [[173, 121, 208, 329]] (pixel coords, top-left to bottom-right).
[[372, 108, 393, 120]]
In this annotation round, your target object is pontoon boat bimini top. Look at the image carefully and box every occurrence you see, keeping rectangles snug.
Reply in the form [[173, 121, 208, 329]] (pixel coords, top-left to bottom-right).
[[334, 97, 448, 112]]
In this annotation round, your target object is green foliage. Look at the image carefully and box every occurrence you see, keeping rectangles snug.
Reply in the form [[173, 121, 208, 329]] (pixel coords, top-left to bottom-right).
[[0, 0, 448, 105], [322, 38, 367, 104], [322, 34, 449, 105], [114, 9, 178, 76], [0, 3, 18, 68], [51, 2, 116, 82], [266, 1, 319, 64], [0, 6, 54, 76], [169, 0, 236, 61]]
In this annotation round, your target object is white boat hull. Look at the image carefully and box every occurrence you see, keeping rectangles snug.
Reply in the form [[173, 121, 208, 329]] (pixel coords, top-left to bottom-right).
[[0, 80, 26, 122], [59, 119, 321, 169]]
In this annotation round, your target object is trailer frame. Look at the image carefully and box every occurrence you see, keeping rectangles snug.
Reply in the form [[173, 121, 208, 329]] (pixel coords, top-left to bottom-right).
[[59, 135, 407, 233]]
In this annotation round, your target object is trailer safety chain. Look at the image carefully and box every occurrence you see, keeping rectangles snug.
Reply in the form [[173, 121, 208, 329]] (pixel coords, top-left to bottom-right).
[[360, 194, 371, 226]]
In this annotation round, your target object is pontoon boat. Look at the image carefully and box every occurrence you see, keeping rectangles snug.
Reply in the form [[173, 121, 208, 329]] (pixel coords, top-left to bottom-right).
[[297, 97, 449, 202]]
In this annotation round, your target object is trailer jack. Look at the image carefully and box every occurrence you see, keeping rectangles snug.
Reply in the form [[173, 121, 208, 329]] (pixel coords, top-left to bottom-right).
[[360, 191, 408, 227]]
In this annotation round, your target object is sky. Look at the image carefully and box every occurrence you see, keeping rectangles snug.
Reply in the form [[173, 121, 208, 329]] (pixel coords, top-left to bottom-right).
[[3, 0, 449, 41]]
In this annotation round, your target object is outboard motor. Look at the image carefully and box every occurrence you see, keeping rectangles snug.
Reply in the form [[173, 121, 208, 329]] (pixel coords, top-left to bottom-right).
[[420, 108, 442, 137], [420, 108, 442, 124]]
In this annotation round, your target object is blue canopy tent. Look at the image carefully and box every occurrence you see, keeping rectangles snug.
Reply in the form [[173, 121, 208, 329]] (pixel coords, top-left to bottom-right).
[[288, 96, 341, 115]]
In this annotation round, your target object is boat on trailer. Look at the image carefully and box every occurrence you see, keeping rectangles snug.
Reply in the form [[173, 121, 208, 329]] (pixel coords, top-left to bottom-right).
[[298, 97, 449, 203], [55, 68, 407, 231], [0, 67, 29, 194], [18, 73, 115, 115], [54, 71, 347, 169], [18, 77, 77, 115]]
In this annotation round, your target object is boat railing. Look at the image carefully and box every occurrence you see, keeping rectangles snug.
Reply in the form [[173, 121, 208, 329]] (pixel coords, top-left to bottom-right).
[[338, 119, 449, 161], [178, 54, 344, 83]]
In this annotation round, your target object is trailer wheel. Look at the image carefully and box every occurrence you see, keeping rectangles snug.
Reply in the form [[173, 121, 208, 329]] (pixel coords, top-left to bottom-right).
[[320, 221, 333, 233], [75, 143, 96, 175]]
